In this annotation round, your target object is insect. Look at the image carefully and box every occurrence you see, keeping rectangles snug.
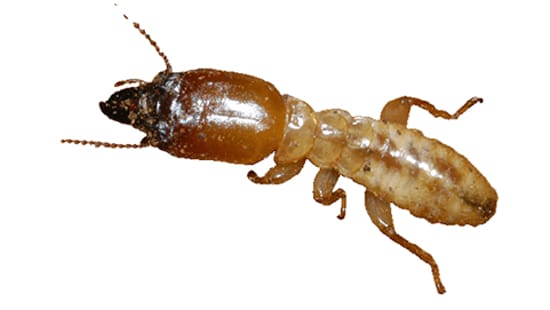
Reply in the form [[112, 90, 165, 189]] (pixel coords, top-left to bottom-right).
[[62, 12, 498, 294]]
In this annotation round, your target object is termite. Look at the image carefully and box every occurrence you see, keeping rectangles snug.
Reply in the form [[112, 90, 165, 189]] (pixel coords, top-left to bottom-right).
[[62, 12, 498, 294]]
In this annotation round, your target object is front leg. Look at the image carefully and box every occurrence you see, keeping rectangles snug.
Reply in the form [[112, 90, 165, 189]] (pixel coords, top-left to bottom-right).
[[247, 159, 305, 185]]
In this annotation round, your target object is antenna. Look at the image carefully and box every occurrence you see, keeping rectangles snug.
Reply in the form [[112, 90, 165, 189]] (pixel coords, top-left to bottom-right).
[[61, 139, 148, 149], [116, 3, 172, 73], [61, 5, 167, 150]]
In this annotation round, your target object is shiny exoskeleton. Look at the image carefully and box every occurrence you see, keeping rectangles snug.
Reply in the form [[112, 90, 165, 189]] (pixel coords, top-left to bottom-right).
[[62, 14, 498, 294]]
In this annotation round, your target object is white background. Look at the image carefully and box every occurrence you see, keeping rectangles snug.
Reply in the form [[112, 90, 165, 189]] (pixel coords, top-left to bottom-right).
[[1, 0, 548, 309]]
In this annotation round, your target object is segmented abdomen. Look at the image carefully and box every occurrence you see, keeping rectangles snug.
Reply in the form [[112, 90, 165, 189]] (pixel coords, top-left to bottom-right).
[[277, 95, 497, 226]]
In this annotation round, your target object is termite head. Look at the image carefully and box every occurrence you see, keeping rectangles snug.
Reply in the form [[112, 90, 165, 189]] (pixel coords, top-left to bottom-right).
[[100, 87, 142, 125], [99, 9, 172, 129], [60, 8, 172, 150]]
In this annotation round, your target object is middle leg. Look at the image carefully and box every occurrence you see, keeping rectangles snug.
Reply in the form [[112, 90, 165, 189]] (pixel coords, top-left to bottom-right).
[[313, 168, 347, 220]]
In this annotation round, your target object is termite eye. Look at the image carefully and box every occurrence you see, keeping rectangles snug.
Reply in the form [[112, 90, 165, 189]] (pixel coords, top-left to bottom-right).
[[100, 88, 141, 125]]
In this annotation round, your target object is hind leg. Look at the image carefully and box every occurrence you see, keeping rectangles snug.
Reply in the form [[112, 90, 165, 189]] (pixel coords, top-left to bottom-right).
[[380, 96, 483, 126], [365, 190, 446, 294]]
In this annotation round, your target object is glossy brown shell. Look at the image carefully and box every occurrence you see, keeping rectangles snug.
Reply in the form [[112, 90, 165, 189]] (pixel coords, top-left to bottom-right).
[[154, 69, 286, 164]]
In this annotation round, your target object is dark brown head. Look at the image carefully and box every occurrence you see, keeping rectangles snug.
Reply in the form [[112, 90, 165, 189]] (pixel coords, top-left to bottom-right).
[[100, 87, 142, 125], [99, 10, 173, 127], [60, 9, 173, 150]]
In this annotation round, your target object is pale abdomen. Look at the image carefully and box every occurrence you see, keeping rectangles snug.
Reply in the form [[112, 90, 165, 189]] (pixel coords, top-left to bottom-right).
[[306, 108, 497, 226]]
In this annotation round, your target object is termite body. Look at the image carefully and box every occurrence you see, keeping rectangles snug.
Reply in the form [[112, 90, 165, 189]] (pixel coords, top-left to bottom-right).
[[63, 15, 498, 294]]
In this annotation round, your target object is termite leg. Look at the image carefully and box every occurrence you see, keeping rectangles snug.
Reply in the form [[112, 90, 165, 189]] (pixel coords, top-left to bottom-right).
[[364, 190, 446, 294], [313, 168, 347, 220], [380, 96, 483, 126], [247, 159, 305, 185]]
